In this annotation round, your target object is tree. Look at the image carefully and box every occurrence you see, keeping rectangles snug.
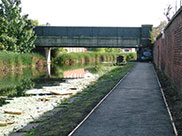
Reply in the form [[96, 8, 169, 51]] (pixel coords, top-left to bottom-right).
[[150, 21, 167, 44], [0, 0, 36, 53], [164, 4, 173, 22], [32, 20, 39, 26], [32, 19, 45, 26]]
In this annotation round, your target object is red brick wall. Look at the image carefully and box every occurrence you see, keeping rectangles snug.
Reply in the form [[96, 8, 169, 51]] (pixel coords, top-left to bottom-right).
[[153, 7, 182, 91]]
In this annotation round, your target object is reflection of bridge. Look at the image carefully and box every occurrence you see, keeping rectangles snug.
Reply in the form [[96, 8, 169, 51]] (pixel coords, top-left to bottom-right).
[[34, 25, 152, 63]]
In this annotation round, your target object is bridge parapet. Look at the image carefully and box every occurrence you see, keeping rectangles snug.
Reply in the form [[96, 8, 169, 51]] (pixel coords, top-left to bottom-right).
[[34, 25, 152, 48]]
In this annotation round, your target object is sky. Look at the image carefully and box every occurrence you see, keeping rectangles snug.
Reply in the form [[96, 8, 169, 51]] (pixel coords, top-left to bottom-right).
[[21, 0, 181, 27]]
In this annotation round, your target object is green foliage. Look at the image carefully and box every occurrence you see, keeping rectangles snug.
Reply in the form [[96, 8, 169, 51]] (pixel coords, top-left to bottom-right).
[[54, 52, 137, 64], [54, 52, 114, 64], [125, 53, 137, 61], [0, 51, 45, 70], [89, 48, 105, 52], [89, 48, 120, 53], [51, 47, 68, 58], [105, 48, 120, 53], [150, 21, 167, 44], [31, 19, 45, 26], [31, 20, 39, 26], [0, 0, 36, 53]]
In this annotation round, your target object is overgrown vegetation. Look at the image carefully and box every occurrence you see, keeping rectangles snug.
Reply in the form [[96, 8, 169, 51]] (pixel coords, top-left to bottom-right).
[[26, 63, 134, 136], [0, 0, 36, 53], [89, 48, 120, 53], [53, 52, 137, 64], [150, 21, 167, 44], [156, 67, 182, 135], [0, 51, 45, 71]]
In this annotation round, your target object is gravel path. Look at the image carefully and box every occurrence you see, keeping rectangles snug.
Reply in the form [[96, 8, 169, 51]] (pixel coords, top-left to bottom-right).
[[72, 63, 175, 136]]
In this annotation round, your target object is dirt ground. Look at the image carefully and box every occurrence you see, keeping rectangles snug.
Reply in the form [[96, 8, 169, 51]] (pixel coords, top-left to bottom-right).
[[157, 70, 182, 135]]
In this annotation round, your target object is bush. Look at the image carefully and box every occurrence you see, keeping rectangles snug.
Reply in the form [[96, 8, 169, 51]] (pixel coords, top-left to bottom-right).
[[125, 53, 137, 61], [54, 52, 137, 64], [0, 51, 45, 71]]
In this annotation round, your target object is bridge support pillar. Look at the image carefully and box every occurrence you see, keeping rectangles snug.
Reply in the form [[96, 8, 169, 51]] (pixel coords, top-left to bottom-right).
[[46, 63, 51, 78], [137, 48, 141, 61], [45, 47, 51, 64], [45, 47, 51, 78]]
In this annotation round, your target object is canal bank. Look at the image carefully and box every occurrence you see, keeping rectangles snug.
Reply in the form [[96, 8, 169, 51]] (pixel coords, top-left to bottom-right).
[[53, 52, 136, 65], [8, 63, 134, 136], [0, 69, 99, 136], [0, 51, 46, 72]]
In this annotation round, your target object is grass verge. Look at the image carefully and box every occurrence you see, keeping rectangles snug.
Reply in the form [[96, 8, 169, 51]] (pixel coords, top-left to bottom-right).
[[25, 63, 134, 136], [0, 51, 45, 72]]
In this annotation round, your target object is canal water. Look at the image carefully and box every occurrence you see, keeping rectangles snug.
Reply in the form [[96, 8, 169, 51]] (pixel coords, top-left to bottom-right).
[[0, 62, 113, 104], [0, 62, 116, 136]]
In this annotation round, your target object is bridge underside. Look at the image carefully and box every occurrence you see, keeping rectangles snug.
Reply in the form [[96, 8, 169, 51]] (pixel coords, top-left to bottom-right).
[[35, 36, 140, 48]]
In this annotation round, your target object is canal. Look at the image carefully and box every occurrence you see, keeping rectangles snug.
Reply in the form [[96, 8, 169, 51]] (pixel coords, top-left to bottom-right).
[[0, 62, 115, 135]]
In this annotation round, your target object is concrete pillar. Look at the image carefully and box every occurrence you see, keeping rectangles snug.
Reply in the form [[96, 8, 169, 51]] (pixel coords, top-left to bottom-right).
[[137, 48, 141, 61], [45, 47, 51, 64], [46, 63, 51, 78], [45, 47, 51, 78]]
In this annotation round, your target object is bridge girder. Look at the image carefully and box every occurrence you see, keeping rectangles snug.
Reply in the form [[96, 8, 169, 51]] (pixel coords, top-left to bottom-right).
[[35, 36, 140, 48], [34, 25, 152, 48]]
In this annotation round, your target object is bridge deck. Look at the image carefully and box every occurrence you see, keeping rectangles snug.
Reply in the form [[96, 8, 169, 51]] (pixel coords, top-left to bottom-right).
[[72, 63, 175, 136], [34, 25, 152, 47]]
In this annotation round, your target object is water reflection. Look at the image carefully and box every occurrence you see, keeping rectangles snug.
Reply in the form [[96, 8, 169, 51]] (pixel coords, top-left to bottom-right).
[[50, 63, 106, 79], [45, 63, 86, 79], [63, 69, 85, 78], [0, 67, 46, 98], [0, 62, 113, 105], [46, 63, 51, 78]]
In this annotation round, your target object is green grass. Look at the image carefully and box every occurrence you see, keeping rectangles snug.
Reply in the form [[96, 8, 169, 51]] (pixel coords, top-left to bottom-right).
[[0, 51, 46, 71], [25, 63, 135, 136], [53, 52, 137, 64]]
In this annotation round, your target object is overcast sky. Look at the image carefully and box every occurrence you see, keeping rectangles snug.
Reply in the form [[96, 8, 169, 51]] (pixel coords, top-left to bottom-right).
[[21, 0, 181, 27]]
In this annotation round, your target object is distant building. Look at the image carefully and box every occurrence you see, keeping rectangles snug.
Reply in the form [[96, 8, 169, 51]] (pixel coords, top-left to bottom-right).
[[121, 48, 136, 53], [64, 69, 85, 78], [64, 47, 88, 53]]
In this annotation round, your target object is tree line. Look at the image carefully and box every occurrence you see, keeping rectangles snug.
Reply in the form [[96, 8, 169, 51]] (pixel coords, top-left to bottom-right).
[[0, 0, 36, 53]]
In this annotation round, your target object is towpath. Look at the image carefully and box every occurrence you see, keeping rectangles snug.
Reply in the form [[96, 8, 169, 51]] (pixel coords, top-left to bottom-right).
[[72, 62, 175, 136]]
